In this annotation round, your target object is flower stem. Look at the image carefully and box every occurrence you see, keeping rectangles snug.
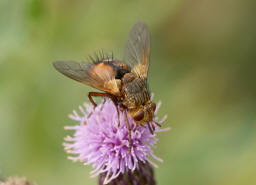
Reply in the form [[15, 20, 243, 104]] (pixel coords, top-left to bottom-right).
[[98, 162, 156, 185]]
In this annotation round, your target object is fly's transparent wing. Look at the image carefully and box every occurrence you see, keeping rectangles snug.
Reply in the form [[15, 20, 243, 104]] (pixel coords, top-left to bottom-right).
[[124, 22, 151, 78], [53, 61, 121, 95], [53, 61, 94, 84]]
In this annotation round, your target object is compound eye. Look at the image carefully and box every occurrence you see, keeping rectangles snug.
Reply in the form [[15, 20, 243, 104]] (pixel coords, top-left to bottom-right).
[[133, 110, 144, 121], [151, 103, 156, 112]]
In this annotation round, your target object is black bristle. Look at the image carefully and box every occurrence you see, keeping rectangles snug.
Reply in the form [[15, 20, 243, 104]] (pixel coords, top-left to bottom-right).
[[88, 50, 114, 64]]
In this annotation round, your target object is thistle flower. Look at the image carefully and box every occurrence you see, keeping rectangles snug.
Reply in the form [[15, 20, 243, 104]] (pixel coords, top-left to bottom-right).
[[63, 98, 168, 184]]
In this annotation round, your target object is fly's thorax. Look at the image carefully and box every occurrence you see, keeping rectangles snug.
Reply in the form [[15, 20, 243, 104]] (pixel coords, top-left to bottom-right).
[[121, 73, 150, 109], [128, 100, 156, 125]]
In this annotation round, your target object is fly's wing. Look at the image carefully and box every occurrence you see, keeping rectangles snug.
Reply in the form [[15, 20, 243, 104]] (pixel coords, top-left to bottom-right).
[[124, 22, 150, 79], [53, 61, 121, 96]]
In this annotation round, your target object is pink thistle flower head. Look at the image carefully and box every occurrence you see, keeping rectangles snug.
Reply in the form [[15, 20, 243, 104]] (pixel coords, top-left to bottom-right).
[[63, 98, 168, 184]]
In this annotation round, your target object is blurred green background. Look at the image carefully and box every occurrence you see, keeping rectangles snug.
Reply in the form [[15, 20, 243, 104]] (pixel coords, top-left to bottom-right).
[[0, 0, 255, 185]]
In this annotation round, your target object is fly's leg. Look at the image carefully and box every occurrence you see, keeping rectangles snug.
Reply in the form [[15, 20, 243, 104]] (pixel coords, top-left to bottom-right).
[[151, 123, 156, 132], [147, 122, 154, 135], [100, 98, 107, 111], [148, 121, 161, 135], [121, 106, 132, 153], [88, 92, 120, 124], [154, 121, 161, 127], [88, 92, 109, 108], [87, 92, 109, 118], [110, 97, 120, 126]]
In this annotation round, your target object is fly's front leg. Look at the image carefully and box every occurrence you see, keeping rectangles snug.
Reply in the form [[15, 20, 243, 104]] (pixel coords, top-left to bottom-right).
[[88, 92, 109, 108], [87, 92, 109, 118], [88, 92, 120, 123]]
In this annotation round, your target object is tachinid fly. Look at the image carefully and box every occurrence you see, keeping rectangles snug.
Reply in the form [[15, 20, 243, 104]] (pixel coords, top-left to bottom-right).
[[53, 22, 160, 152]]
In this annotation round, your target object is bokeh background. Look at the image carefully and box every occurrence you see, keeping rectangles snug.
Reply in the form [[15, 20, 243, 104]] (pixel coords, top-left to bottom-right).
[[0, 0, 255, 185]]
